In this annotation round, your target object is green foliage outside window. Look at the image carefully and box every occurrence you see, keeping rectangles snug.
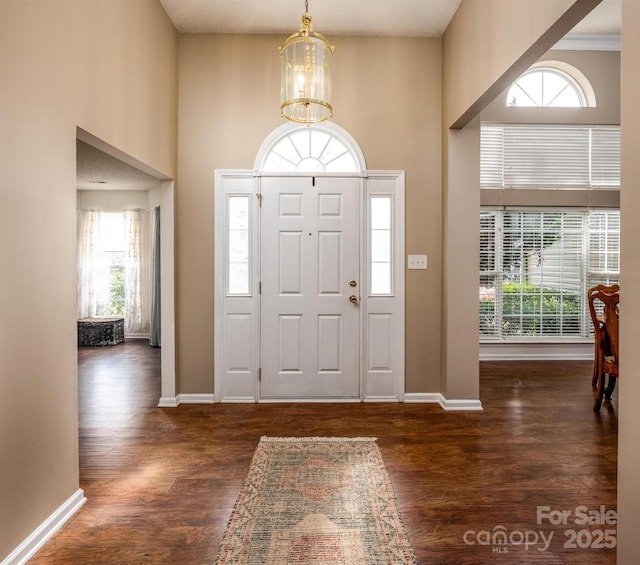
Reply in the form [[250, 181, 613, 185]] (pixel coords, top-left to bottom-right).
[[480, 282, 580, 337], [479, 297, 498, 335], [110, 269, 125, 317]]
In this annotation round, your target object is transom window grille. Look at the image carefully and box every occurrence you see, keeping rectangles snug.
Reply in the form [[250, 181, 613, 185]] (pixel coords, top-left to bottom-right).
[[480, 209, 620, 340], [507, 68, 585, 107], [262, 128, 358, 173], [481, 124, 621, 189]]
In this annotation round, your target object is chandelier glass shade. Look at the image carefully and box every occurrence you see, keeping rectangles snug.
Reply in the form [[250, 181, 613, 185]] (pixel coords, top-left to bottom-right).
[[279, 4, 333, 123]]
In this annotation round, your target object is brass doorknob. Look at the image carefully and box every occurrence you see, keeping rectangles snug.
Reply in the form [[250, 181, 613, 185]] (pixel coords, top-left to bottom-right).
[[349, 280, 357, 288], [349, 295, 359, 304]]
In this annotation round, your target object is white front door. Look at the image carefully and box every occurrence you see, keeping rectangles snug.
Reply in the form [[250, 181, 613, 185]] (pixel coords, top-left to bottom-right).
[[260, 176, 361, 399]]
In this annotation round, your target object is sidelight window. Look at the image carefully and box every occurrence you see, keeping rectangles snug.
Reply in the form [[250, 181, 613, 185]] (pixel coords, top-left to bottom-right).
[[227, 195, 250, 295], [369, 196, 393, 295]]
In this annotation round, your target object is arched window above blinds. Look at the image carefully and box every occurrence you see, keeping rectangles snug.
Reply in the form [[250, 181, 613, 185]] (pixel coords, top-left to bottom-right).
[[506, 61, 596, 108]]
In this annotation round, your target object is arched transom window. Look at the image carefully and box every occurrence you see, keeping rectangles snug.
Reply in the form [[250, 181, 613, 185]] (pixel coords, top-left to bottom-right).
[[507, 62, 595, 108], [259, 124, 363, 173]]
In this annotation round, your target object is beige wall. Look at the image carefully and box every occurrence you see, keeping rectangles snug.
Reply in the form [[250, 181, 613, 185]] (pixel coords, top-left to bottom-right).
[[3, 0, 636, 559], [0, 0, 177, 559], [481, 48, 621, 209], [77, 190, 154, 211], [176, 34, 443, 395], [618, 0, 640, 561], [482, 49, 620, 125], [443, 0, 602, 129], [443, 0, 639, 558], [440, 0, 605, 400], [441, 121, 481, 398]]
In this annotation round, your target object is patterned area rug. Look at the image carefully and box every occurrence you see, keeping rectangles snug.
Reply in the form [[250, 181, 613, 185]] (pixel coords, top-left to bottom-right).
[[215, 437, 416, 564]]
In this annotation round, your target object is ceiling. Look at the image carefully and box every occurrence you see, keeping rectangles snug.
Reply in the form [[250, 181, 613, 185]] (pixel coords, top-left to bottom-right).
[[159, 0, 463, 37], [77, 140, 161, 191], [159, 0, 620, 36], [79, 0, 620, 191]]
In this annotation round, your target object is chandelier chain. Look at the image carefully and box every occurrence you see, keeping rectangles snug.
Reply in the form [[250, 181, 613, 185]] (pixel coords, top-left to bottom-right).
[[305, 0, 309, 14]]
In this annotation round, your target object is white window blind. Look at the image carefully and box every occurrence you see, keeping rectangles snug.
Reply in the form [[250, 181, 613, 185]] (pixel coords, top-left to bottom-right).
[[479, 211, 501, 337], [591, 127, 621, 188], [481, 124, 620, 189], [587, 211, 620, 288], [479, 209, 620, 341]]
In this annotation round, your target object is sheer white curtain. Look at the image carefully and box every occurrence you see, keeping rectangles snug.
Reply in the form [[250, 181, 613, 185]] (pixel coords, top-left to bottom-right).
[[124, 209, 151, 335], [77, 209, 101, 319], [149, 206, 161, 347]]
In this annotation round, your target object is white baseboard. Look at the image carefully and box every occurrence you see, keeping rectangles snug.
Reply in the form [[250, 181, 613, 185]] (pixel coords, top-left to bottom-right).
[[404, 393, 483, 411], [404, 393, 442, 404], [2, 489, 86, 565], [157, 396, 179, 408], [157, 394, 215, 407], [480, 342, 593, 361], [162, 393, 482, 409], [480, 352, 593, 361], [177, 394, 215, 404], [258, 398, 360, 403], [440, 398, 483, 411]]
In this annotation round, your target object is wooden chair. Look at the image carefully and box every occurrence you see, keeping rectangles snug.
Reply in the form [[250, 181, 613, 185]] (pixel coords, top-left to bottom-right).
[[587, 284, 619, 387], [587, 285, 619, 412]]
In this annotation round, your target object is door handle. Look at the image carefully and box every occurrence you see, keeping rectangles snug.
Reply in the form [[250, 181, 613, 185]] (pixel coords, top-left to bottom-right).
[[349, 295, 359, 304]]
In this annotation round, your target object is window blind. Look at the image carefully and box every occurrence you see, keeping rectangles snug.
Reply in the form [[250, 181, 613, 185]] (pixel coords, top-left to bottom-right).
[[479, 211, 500, 337], [591, 127, 621, 188], [587, 211, 620, 288], [481, 124, 620, 189], [479, 209, 620, 341]]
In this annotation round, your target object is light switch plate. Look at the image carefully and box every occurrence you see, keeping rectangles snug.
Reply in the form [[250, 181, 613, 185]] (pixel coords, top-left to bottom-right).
[[408, 254, 427, 269]]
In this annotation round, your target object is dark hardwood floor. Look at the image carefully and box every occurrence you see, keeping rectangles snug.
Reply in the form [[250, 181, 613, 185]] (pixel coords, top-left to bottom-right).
[[31, 341, 617, 564]]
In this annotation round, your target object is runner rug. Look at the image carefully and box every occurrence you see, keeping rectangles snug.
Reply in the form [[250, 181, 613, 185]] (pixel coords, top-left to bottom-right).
[[215, 437, 417, 564]]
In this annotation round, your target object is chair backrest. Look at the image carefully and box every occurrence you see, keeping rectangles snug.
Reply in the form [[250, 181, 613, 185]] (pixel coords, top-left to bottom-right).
[[587, 284, 620, 360]]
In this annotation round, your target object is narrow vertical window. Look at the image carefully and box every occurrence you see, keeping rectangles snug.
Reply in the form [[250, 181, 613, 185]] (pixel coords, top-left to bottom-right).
[[479, 211, 500, 337], [98, 211, 126, 316], [228, 196, 250, 295], [370, 196, 392, 295], [587, 210, 620, 288]]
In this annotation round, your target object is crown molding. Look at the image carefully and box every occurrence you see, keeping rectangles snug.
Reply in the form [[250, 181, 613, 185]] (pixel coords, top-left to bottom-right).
[[553, 33, 621, 51]]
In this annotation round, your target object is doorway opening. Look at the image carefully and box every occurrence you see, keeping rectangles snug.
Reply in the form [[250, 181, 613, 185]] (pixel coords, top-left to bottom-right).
[[76, 129, 176, 405], [214, 123, 405, 402]]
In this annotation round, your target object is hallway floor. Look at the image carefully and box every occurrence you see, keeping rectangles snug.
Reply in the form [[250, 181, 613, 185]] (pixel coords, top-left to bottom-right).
[[30, 341, 617, 564]]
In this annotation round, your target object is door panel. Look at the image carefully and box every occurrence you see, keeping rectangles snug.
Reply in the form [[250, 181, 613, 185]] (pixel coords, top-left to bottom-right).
[[260, 176, 360, 399]]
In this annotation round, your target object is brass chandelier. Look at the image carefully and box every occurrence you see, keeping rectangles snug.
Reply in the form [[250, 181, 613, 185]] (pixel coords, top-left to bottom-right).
[[279, 0, 334, 123]]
